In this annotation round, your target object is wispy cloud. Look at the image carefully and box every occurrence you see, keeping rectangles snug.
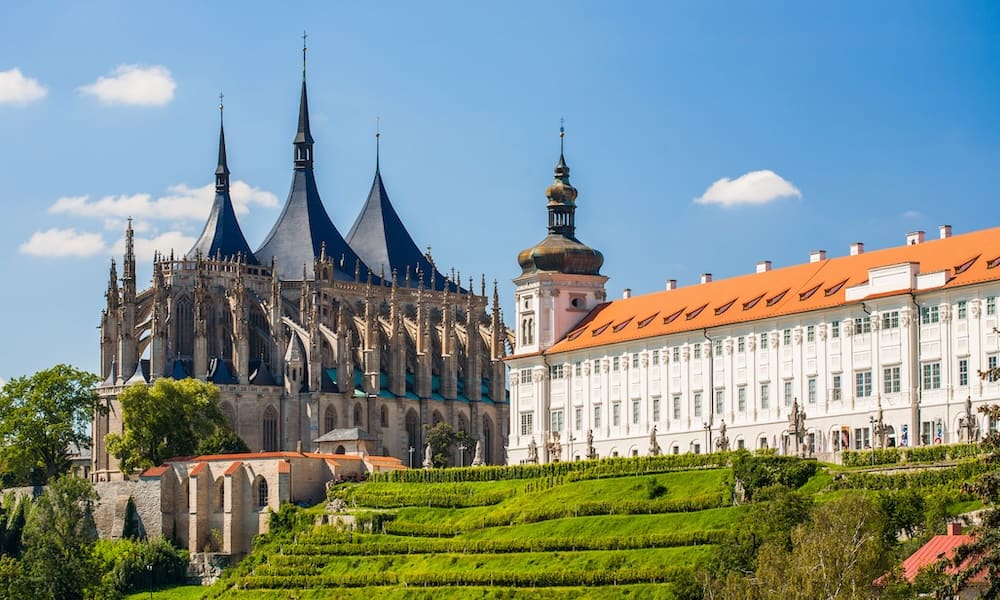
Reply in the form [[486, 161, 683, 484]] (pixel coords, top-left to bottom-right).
[[19, 228, 107, 257], [79, 64, 176, 107], [902, 210, 922, 219], [694, 170, 801, 207], [109, 231, 197, 261], [48, 181, 277, 221], [0, 68, 47, 106]]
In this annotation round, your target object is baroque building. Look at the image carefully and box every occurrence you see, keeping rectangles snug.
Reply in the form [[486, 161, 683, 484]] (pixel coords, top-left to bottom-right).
[[92, 59, 510, 481], [507, 136, 1000, 463]]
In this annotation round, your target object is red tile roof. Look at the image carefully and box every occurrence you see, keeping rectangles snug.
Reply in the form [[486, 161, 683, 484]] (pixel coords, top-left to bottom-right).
[[539, 227, 1000, 356], [277, 460, 291, 474], [139, 465, 169, 478], [896, 533, 986, 584], [188, 462, 207, 477], [223, 461, 243, 476]]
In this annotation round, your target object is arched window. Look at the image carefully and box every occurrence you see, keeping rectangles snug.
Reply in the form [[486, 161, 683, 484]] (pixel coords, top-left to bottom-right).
[[432, 411, 444, 426], [457, 413, 468, 436], [482, 415, 493, 464], [215, 477, 225, 512], [262, 406, 279, 452], [380, 405, 389, 428], [175, 296, 194, 358], [335, 445, 346, 455], [257, 477, 268, 508], [405, 409, 419, 451], [353, 403, 364, 428], [324, 406, 337, 434]]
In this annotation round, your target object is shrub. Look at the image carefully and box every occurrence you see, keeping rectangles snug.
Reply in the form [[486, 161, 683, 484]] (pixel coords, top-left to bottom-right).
[[731, 451, 818, 500], [93, 537, 188, 597]]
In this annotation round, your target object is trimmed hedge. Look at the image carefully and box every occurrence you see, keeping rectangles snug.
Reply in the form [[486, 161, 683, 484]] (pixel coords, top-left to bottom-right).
[[841, 443, 985, 467], [831, 461, 986, 490], [330, 483, 514, 509]]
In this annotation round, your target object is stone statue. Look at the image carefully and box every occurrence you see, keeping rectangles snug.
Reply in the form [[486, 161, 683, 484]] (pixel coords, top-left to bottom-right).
[[648, 425, 661, 456], [787, 399, 807, 457], [873, 401, 889, 449], [548, 431, 562, 462], [422, 442, 433, 469], [527, 437, 538, 463], [586, 429, 596, 460], [471, 439, 484, 466], [959, 396, 981, 443], [715, 420, 729, 452]]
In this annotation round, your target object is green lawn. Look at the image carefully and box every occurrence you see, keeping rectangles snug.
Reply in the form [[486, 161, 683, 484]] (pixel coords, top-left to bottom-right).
[[125, 585, 206, 600]]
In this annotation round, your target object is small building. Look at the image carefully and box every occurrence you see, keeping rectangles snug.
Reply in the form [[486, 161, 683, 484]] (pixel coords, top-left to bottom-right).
[[882, 522, 987, 599]]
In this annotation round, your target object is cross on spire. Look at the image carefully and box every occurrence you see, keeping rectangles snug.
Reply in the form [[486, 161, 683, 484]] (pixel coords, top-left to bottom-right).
[[559, 117, 565, 155], [302, 30, 308, 80], [376, 116, 381, 170]]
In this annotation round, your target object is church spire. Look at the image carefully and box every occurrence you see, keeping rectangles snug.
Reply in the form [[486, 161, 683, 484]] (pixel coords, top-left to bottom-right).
[[215, 93, 230, 192], [293, 31, 314, 169]]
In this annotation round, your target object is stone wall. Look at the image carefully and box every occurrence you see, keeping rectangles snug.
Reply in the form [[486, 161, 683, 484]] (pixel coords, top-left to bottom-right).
[[93, 480, 164, 540]]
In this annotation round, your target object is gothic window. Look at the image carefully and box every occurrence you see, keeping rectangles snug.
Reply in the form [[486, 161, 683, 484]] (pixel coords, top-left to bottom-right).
[[482, 415, 493, 464], [405, 409, 419, 451], [215, 477, 225, 512], [380, 405, 389, 428], [457, 413, 468, 436], [353, 403, 364, 428], [324, 406, 337, 434], [262, 406, 279, 452], [432, 411, 444, 426], [175, 296, 194, 358], [256, 477, 268, 508]]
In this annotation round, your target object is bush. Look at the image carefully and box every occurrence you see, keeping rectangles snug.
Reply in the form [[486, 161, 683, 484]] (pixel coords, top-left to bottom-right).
[[842, 443, 985, 467], [93, 537, 188, 597], [731, 451, 818, 500]]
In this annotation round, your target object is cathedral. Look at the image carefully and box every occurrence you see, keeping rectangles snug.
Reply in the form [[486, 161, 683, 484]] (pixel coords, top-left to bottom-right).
[[91, 58, 510, 481]]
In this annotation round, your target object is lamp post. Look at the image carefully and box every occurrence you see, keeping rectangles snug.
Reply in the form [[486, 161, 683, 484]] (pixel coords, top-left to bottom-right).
[[703, 422, 711, 454], [869, 416, 877, 466], [147, 563, 153, 599], [408, 446, 414, 469], [567, 434, 576, 461], [458, 443, 467, 467]]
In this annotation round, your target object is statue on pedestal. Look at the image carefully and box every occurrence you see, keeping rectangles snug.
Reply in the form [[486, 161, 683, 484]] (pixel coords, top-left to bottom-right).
[[471, 439, 484, 466], [715, 420, 729, 452], [527, 437, 538, 463], [788, 399, 807, 457], [422, 442, 433, 469], [586, 429, 596, 460], [649, 425, 661, 456], [547, 431, 562, 463]]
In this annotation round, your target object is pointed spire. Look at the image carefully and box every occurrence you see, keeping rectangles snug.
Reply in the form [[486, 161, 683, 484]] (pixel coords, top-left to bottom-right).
[[293, 32, 314, 168], [215, 93, 230, 192]]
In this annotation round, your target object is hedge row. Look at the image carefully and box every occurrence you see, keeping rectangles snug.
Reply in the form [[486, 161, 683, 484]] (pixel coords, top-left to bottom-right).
[[381, 521, 461, 537], [330, 486, 514, 509], [239, 566, 695, 589], [478, 492, 726, 527], [831, 461, 986, 490], [841, 443, 985, 467], [279, 530, 725, 558], [369, 453, 736, 484]]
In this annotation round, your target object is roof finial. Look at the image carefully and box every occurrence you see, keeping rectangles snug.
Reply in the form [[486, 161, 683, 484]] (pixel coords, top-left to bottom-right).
[[216, 93, 230, 189], [376, 116, 381, 171], [559, 117, 565, 156], [302, 30, 308, 81]]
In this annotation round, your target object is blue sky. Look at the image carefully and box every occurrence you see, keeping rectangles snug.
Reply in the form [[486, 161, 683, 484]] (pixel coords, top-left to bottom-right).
[[1, 2, 998, 382]]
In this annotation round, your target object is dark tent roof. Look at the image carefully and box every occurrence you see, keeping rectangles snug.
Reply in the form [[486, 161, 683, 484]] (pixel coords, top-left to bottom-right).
[[346, 168, 456, 291]]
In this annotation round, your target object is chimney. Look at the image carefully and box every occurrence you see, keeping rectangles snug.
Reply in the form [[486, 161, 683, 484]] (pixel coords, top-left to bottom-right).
[[756, 260, 771, 274], [906, 231, 925, 245], [939, 224, 952, 239], [809, 250, 827, 263], [850, 242, 864, 256], [665, 279, 677, 291], [701, 273, 712, 284], [947, 522, 963, 536], [622, 288, 632, 299]]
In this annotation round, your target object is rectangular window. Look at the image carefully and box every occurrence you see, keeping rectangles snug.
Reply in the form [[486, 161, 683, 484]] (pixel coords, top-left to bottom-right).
[[737, 336, 745, 353], [632, 400, 640, 425], [883, 366, 901, 394], [738, 386, 747, 412], [761, 332, 769, 347], [714, 340, 723, 357], [921, 305, 940, 324], [693, 343, 701, 359], [832, 321, 840, 338], [989, 297, 997, 316], [693, 393, 702, 418], [550, 364, 564, 379], [807, 377, 817, 404], [832, 374, 842, 401], [959, 358, 969, 387], [881, 311, 899, 330], [922, 363, 941, 389], [612, 357, 620, 371], [652, 396, 661, 421], [715, 389, 724, 415], [593, 359, 601, 374], [632, 353, 639, 369], [651, 350, 660, 365], [574, 406, 582, 431], [612, 402, 621, 426], [783, 381, 793, 406], [520, 412, 533, 436], [760, 383, 770, 409], [806, 325, 815, 342], [672, 395, 681, 419], [519, 369, 531, 384], [574, 362, 582, 377], [550, 410, 564, 433], [783, 329, 792, 345], [593, 405, 602, 429], [855, 370, 873, 397], [989, 355, 999, 382], [672, 347, 680, 362], [855, 316, 872, 334], [957, 301, 967, 320]]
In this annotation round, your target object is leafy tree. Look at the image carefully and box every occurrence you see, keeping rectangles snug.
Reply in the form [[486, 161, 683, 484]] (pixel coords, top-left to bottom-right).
[[424, 422, 474, 468], [196, 426, 250, 456], [21, 475, 101, 600], [106, 378, 247, 474], [712, 484, 812, 576], [0, 365, 100, 484], [0, 493, 27, 557]]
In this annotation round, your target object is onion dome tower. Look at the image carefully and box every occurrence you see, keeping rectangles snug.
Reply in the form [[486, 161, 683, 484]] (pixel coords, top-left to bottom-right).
[[255, 35, 370, 280], [513, 124, 607, 355], [346, 130, 456, 291], [186, 96, 259, 263]]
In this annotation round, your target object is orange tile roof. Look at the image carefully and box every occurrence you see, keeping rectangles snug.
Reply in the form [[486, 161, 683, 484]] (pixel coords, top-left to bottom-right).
[[543, 227, 1000, 355], [277, 460, 291, 474], [893, 533, 986, 584], [365, 456, 406, 466], [223, 461, 243, 476], [188, 462, 207, 477], [139, 465, 170, 478]]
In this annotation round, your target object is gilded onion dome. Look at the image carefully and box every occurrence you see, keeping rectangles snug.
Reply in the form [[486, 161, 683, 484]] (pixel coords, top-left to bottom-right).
[[517, 128, 604, 276]]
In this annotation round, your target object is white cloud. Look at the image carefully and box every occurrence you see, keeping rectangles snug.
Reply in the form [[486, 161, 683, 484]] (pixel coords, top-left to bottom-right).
[[902, 210, 922, 219], [0, 68, 47, 106], [109, 231, 197, 262], [49, 181, 277, 222], [694, 170, 802, 207], [79, 64, 176, 107], [18, 228, 107, 257]]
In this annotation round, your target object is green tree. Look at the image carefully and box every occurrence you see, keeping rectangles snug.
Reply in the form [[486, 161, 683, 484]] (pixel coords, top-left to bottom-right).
[[21, 475, 101, 600], [106, 378, 246, 474], [423, 422, 474, 468], [0, 365, 100, 484], [712, 484, 812, 576]]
